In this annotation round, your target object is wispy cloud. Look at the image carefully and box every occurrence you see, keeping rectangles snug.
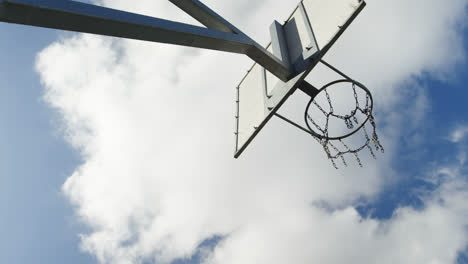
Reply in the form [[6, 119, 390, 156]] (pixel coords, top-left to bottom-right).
[[449, 125, 468, 143], [35, 0, 468, 263]]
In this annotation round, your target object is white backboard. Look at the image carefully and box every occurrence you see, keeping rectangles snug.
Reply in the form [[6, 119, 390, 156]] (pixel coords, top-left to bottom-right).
[[235, 0, 365, 158]]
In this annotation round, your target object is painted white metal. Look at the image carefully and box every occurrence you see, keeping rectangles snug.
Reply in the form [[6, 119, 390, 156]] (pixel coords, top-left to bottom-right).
[[302, 0, 362, 50], [234, 0, 365, 158], [237, 63, 266, 149]]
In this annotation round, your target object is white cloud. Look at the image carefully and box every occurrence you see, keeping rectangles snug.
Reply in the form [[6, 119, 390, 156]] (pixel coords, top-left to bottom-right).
[[207, 178, 468, 264], [35, 0, 468, 263], [449, 125, 468, 143]]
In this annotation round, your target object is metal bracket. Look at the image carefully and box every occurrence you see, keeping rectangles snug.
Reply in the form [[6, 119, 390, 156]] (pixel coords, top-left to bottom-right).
[[269, 20, 291, 70], [296, 80, 319, 98]]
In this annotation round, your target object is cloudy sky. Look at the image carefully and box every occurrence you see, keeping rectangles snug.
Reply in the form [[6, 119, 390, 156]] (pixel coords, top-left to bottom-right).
[[1, 0, 468, 263]]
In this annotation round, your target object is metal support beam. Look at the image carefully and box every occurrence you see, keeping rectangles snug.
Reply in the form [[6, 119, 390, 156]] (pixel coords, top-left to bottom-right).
[[296, 80, 319, 98], [320, 60, 353, 81], [168, 0, 293, 81], [0, 0, 293, 82], [169, 0, 238, 33], [0, 0, 251, 53]]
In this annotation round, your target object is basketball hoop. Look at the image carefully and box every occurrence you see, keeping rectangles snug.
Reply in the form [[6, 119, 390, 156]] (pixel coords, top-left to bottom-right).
[[274, 60, 384, 168], [304, 79, 384, 169]]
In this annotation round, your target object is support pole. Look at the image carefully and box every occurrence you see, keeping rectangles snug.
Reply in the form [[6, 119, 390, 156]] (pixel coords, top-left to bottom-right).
[[0, 0, 251, 53], [0, 0, 293, 82]]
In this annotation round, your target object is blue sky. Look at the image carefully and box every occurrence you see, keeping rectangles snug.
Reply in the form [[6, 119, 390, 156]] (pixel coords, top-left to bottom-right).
[[1, 0, 468, 264], [0, 24, 93, 263]]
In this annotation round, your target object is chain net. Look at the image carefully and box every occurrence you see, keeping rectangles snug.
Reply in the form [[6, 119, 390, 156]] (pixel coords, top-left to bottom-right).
[[305, 80, 384, 169]]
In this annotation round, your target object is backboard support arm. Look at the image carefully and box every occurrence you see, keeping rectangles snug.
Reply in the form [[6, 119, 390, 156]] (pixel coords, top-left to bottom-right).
[[0, 0, 293, 81], [169, 0, 239, 33], [167, 0, 294, 82]]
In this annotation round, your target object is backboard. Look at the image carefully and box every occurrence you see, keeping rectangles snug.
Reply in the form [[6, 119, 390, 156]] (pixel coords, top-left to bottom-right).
[[234, 0, 366, 158]]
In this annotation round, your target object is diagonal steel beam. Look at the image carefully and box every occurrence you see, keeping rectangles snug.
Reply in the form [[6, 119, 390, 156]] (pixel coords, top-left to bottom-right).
[[168, 0, 293, 82], [169, 0, 239, 33], [0, 0, 293, 81], [0, 0, 252, 53], [170, 0, 293, 82]]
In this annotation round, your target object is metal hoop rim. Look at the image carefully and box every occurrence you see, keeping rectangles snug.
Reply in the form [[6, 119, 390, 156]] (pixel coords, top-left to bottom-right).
[[304, 79, 374, 140]]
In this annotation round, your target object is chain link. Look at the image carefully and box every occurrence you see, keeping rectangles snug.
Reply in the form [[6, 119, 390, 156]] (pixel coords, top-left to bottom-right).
[[363, 126, 376, 159], [353, 83, 360, 108], [313, 100, 328, 116], [307, 114, 326, 135], [325, 89, 334, 113]]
